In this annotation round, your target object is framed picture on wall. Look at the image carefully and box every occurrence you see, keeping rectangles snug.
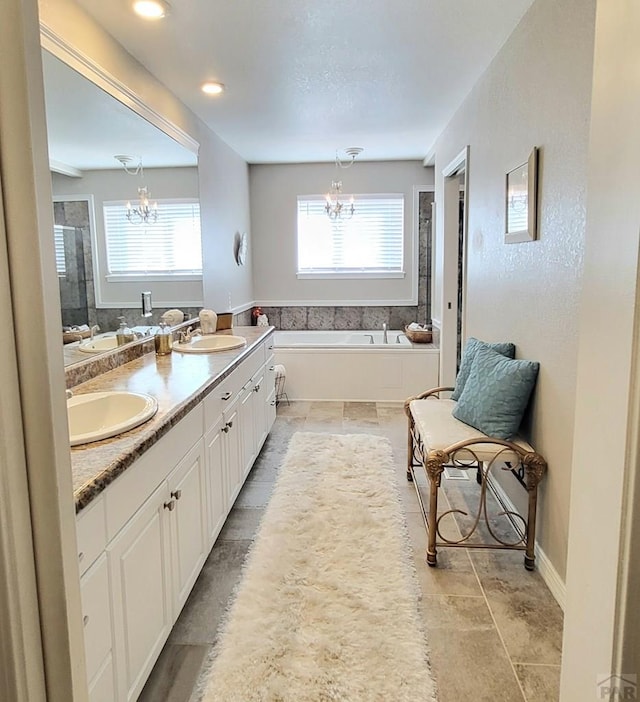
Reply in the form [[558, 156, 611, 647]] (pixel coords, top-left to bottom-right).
[[505, 147, 538, 243]]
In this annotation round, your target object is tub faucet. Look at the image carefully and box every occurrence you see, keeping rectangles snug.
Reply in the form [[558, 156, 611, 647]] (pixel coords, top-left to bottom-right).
[[382, 322, 388, 344]]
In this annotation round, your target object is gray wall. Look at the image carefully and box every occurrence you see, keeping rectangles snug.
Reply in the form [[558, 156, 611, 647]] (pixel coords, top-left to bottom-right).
[[431, 0, 597, 581], [250, 160, 433, 307]]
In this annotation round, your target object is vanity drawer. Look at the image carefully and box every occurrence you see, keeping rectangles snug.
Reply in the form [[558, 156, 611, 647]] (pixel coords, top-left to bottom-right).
[[240, 345, 265, 383], [80, 553, 112, 684], [204, 371, 242, 428], [76, 497, 107, 576]]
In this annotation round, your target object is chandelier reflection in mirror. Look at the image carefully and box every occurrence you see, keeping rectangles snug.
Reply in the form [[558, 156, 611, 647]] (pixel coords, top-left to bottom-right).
[[325, 147, 363, 221], [114, 155, 159, 224]]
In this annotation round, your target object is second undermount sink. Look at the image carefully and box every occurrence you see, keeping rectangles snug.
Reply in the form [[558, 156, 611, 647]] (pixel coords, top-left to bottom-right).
[[68, 391, 158, 446], [172, 334, 247, 354], [78, 336, 119, 353]]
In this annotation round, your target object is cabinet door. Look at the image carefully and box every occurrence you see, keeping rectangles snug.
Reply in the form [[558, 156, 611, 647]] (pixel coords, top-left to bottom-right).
[[252, 370, 268, 451], [204, 416, 227, 548], [88, 655, 116, 702], [222, 397, 243, 506], [265, 359, 277, 435], [266, 388, 277, 435], [168, 440, 207, 615], [80, 553, 113, 688], [108, 484, 172, 702], [239, 381, 256, 480]]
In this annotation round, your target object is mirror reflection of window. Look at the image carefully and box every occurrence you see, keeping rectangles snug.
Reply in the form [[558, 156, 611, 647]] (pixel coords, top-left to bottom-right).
[[103, 199, 202, 276]]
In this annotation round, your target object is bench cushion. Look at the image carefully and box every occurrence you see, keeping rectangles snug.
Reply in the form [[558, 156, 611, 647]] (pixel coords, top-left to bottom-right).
[[409, 398, 533, 463]]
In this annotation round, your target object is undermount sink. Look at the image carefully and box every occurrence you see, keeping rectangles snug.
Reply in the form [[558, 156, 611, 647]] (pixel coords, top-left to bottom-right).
[[78, 336, 119, 353], [172, 334, 247, 354], [67, 391, 158, 446]]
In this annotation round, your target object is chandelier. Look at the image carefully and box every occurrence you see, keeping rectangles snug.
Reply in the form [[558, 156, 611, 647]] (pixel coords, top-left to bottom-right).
[[325, 147, 363, 221], [115, 155, 159, 224]]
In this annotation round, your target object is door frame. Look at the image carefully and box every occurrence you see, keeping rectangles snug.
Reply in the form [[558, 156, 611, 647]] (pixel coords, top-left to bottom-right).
[[439, 146, 470, 387]]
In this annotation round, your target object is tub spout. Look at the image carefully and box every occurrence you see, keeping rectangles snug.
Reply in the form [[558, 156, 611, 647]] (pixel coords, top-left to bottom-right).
[[382, 323, 388, 344]]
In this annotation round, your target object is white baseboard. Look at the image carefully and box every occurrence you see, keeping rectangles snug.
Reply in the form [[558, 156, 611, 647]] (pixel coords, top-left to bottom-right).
[[487, 477, 566, 611]]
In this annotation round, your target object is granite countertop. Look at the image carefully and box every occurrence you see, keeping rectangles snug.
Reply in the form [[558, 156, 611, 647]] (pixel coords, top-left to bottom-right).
[[70, 326, 274, 513]]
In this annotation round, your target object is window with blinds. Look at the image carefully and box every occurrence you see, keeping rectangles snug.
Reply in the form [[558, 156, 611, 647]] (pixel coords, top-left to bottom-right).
[[53, 225, 67, 277], [297, 194, 404, 278], [103, 199, 202, 277]]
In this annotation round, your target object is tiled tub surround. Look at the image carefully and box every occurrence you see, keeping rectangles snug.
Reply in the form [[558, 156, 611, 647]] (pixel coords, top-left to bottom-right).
[[70, 326, 274, 512]]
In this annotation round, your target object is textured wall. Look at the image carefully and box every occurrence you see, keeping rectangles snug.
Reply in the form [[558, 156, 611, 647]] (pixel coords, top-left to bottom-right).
[[561, 1, 640, 695], [431, 0, 596, 579], [250, 160, 433, 306]]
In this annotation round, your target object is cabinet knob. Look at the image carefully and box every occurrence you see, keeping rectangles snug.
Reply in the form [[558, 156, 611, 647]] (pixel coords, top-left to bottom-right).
[[78, 551, 84, 562], [269, 366, 275, 371], [221, 424, 229, 433], [253, 384, 260, 392], [227, 420, 233, 429], [171, 490, 182, 500], [268, 345, 273, 350], [222, 391, 232, 401], [83, 615, 89, 627], [270, 400, 276, 406], [164, 500, 176, 511]]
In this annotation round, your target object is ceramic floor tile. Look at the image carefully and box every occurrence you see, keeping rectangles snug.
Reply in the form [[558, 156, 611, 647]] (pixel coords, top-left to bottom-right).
[[420, 595, 526, 702], [307, 401, 344, 419], [169, 540, 252, 646], [303, 419, 345, 433], [470, 550, 564, 665], [217, 507, 265, 541], [343, 401, 378, 420], [138, 643, 210, 702], [514, 664, 561, 701], [234, 480, 274, 508], [275, 400, 311, 417]]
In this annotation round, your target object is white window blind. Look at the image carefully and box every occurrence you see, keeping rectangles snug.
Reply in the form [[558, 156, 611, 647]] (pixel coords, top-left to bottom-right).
[[297, 194, 404, 277], [103, 199, 202, 276], [53, 224, 67, 277]]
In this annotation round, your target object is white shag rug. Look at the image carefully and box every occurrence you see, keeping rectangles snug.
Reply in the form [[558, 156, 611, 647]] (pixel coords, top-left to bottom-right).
[[200, 432, 437, 702]]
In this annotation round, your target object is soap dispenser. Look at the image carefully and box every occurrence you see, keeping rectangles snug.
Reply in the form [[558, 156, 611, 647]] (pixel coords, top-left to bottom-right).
[[154, 322, 173, 356], [116, 316, 135, 346]]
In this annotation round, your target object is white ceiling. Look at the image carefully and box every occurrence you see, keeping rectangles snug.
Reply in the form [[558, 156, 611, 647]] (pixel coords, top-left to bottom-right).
[[71, 0, 535, 164], [42, 50, 197, 171]]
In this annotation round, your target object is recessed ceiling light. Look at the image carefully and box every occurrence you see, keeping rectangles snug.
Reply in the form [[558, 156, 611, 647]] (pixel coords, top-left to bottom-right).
[[132, 0, 170, 19], [201, 82, 225, 96]]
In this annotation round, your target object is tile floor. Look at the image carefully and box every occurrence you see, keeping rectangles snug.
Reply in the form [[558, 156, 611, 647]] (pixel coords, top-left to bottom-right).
[[139, 401, 563, 702]]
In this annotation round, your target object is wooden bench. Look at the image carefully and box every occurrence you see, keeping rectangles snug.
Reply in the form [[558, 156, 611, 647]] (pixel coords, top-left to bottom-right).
[[404, 386, 547, 570]]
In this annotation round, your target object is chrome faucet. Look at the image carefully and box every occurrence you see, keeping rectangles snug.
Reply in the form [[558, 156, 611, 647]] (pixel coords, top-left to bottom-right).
[[90, 324, 100, 340], [382, 322, 388, 344], [364, 334, 374, 344]]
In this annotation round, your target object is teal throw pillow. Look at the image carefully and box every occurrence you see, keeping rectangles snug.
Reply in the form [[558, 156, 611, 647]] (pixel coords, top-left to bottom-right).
[[452, 344, 539, 440], [451, 337, 516, 401]]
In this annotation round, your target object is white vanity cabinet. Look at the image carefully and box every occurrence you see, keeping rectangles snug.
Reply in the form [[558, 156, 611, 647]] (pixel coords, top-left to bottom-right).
[[76, 334, 277, 701], [77, 497, 117, 702]]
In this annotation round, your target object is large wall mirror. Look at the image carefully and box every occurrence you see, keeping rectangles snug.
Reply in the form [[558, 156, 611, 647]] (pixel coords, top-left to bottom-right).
[[41, 48, 202, 367]]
